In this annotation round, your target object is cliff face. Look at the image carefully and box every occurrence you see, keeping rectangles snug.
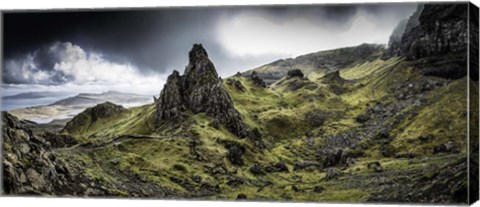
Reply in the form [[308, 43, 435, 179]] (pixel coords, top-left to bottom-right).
[[386, 4, 469, 79], [402, 4, 468, 59], [385, 4, 424, 57], [155, 44, 247, 138]]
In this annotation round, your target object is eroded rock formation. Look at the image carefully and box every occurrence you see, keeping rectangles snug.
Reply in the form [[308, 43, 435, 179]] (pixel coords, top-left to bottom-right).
[[155, 44, 247, 137]]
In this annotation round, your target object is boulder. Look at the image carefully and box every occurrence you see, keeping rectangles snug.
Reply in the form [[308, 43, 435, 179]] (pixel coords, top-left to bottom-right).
[[291, 185, 300, 192], [250, 164, 265, 175], [227, 144, 245, 165], [236, 193, 248, 200], [355, 114, 370, 123], [190, 175, 202, 183], [273, 161, 289, 172], [313, 185, 325, 193]]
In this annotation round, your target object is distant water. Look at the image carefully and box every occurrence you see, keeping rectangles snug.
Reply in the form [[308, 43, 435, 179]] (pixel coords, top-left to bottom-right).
[[1, 96, 72, 111]]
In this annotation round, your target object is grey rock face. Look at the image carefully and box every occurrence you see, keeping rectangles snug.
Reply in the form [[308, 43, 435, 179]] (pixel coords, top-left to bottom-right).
[[155, 70, 186, 122], [386, 4, 468, 79], [155, 44, 247, 138]]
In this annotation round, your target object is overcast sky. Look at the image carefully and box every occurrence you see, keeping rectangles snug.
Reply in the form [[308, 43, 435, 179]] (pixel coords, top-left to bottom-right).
[[2, 3, 418, 96]]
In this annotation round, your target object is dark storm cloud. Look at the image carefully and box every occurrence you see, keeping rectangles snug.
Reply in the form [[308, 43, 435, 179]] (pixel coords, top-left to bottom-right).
[[4, 8, 222, 74], [3, 3, 418, 85]]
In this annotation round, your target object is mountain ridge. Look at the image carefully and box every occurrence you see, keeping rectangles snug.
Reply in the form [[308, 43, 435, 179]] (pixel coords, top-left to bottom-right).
[[245, 43, 385, 85], [8, 90, 152, 124]]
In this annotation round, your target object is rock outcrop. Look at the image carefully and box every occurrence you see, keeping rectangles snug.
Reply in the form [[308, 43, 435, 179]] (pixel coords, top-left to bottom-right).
[[320, 71, 347, 94], [248, 71, 267, 88], [287, 69, 304, 78], [386, 4, 469, 79], [43, 132, 78, 148], [2, 112, 86, 195], [155, 44, 248, 138]]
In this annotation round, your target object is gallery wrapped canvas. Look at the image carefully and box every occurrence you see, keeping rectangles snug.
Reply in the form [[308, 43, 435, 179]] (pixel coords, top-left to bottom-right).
[[1, 1, 479, 205]]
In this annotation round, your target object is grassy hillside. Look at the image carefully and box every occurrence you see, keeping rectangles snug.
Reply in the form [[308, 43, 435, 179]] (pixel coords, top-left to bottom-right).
[[246, 44, 385, 84], [49, 50, 468, 202], [60, 103, 157, 142]]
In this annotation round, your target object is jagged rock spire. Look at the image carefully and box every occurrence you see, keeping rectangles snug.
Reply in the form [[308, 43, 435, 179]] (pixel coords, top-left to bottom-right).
[[155, 44, 247, 138]]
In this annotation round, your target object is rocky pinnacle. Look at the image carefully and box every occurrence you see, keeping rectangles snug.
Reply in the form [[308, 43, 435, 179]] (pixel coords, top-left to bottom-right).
[[155, 44, 248, 138]]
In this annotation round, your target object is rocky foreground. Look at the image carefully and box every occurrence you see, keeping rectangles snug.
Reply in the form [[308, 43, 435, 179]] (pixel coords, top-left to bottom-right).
[[2, 3, 479, 204]]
